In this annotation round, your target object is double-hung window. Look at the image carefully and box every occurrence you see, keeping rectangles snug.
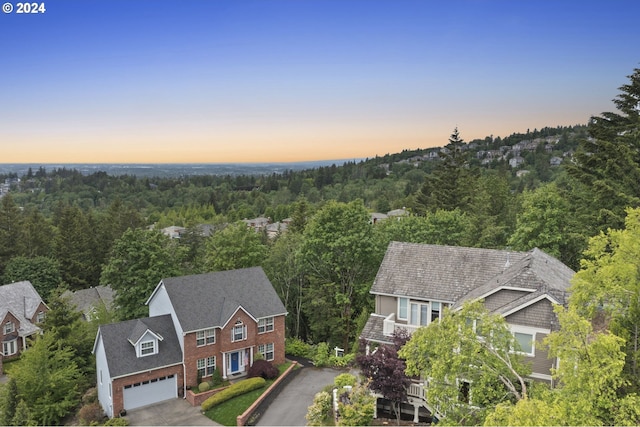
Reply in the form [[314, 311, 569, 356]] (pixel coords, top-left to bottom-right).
[[232, 321, 246, 342], [196, 329, 215, 346], [258, 343, 274, 361], [4, 321, 14, 335], [197, 356, 216, 378], [258, 317, 274, 334]]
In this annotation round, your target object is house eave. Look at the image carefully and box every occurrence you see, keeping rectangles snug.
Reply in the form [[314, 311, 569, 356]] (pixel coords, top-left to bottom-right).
[[109, 361, 183, 381]]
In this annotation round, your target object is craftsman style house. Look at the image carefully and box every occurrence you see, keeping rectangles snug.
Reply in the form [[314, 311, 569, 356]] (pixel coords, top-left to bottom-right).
[[360, 242, 574, 421], [93, 267, 287, 418], [0, 281, 48, 367]]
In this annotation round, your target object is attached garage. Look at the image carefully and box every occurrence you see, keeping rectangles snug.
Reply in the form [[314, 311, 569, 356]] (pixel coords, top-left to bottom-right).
[[123, 374, 178, 410]]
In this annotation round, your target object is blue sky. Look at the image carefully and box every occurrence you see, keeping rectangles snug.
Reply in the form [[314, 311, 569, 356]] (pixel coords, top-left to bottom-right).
[[1, 0, 639, 163]]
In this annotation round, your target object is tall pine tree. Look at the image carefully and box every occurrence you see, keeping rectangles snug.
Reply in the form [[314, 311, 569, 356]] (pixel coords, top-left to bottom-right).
[[567, 67, 640, 232]]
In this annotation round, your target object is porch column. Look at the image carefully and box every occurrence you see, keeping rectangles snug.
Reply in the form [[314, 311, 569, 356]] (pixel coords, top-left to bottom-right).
[[222, 352, 227, 380], [413, 403, 420, 423], [249, 346, 253, 366]]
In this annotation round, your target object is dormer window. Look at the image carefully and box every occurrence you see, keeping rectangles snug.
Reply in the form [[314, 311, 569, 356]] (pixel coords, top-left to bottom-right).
[[140, 340, 156, 356], [36, 311, 45, 323]]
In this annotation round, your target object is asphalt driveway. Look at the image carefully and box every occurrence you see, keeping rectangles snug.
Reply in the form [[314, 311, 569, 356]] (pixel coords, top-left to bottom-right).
[[123, 364, 351, 426], [256, 366, 347, 426]]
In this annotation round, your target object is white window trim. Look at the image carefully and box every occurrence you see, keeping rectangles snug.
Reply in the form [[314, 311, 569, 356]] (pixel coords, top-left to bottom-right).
[[197, 328, 216, 346], [4, 321, 15, 334], [258, 343, 275, 361], [3, 339, 17, 356], [397, 298, 408, 320], [258, 317, 274, 334], [509, 325, 548, 357], [197, 356, 216, 378], [139, 340, 156, 357], [232, 323, 247, 342]]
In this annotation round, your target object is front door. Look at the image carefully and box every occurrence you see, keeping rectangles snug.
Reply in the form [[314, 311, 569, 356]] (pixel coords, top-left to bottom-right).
[[230, 351, 239, 373]]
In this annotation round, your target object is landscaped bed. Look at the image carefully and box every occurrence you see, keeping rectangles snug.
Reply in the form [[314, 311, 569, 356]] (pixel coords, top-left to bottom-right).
[[204, 361, 294, 426]]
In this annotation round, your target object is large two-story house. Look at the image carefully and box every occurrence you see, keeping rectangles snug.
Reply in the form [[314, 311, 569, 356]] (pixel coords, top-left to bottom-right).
[[360, 242, 574, 422], [0, 281, 48, 372], [93, 267, 287, 418]]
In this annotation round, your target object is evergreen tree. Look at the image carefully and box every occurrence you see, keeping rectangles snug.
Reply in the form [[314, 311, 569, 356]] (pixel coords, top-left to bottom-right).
[[0, 194, 23, 274], [567, 67, 640, 232], [415, 128, 476, 214], [52, 204, 97, 289]]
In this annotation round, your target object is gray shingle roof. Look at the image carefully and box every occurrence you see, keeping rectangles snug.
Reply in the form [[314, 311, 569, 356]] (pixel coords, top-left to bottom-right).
[[97, 314, 181, 379], [156, 267, 287, 333], [0, 281, 44, 337], [62, 286, 114, 315], [372, 242, 574, 307], [360, 314, 393, 345]]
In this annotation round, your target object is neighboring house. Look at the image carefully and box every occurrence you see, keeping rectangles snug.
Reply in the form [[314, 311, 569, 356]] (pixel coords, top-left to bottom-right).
[[93, 267, 287, 418], [62, 286, 115, 321], [360, 242, 574, 422], [370, 212, 388, 224], [0, 281, 48, 362], [161, 225, 187, 239], [266, 221, 289, 239], [242, 217, 271, 232]]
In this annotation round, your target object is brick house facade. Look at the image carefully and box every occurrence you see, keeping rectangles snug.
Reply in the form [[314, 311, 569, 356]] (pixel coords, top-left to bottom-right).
[[94, 267, 287, 418], [0, 281, 48, 362]]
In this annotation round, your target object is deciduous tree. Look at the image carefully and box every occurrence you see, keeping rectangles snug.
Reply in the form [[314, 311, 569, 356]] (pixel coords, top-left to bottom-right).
[[356, 330, 411, 425], [301, 200, 382, 349], [203, 222, 268, 272], [399, 301, 531, 425], [101, 228, 185, 320]]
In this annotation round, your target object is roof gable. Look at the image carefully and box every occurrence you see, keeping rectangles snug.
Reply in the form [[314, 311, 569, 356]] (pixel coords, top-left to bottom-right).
[[0, 281, 45, 336], [150, 267, 286, 333], [373, 242, 574, 311], [95, 314, 181, 378]]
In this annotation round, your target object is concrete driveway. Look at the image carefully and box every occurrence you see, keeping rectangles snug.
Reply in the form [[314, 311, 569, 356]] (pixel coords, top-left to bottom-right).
[[124, 398, 220, 426]]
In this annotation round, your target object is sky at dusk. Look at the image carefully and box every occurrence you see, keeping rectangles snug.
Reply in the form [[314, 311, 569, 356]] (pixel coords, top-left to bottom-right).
[[1, 0, 639, 164]]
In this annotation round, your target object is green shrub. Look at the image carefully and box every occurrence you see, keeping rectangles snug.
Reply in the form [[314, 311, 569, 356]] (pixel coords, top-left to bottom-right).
[[330, 353, 355, 368], [201, 377, 266, 411], [312, 342, 331, 367], [198, 382, 211, 393], [334, 373, 357, 387], [285, 337, 314, 358], [210, 368, 223, 387], [104, 416, 129, 426], [305, 391, 333, 426]]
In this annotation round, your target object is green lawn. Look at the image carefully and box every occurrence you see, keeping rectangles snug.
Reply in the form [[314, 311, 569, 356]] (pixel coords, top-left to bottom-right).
[[204, 362, 293, 426]]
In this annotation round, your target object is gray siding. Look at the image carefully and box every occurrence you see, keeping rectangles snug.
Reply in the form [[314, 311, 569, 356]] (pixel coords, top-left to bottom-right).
[[531, 332, 553, 377], [505, 299, 555, 329], [483, 290, 529, 312]]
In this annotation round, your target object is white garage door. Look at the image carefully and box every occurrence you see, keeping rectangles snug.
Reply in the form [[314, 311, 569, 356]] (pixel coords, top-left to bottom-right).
[[123, 374, 177, 410]]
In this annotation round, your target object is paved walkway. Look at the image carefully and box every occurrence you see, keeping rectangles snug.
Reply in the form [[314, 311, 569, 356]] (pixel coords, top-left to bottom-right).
[[256, 366, 345, 426]]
